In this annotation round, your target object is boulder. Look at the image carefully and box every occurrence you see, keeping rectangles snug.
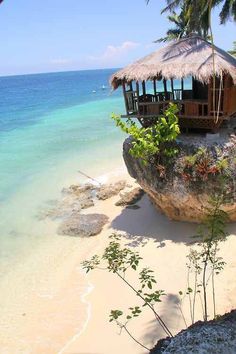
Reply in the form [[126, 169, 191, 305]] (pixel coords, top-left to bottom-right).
[[123, 134, 236, 222], [115, 187, 145, 206], [57, 213, 109, 237]]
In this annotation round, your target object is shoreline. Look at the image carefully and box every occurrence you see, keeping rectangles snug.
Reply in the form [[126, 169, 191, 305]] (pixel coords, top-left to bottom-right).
[[57, 273, 94, 354], [56, 180, 236, 354], [0, 163, 131, 354], [1, 163, 236, 354]]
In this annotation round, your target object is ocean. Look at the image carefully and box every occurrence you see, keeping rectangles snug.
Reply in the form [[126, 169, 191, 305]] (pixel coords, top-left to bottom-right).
[[0, 69, 125, 270], [0, 69, 189, 353], [0, 69, 128, 353]]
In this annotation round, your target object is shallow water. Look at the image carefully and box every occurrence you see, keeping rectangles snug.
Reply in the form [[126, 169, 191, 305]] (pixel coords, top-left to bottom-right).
[[0, 69, 128, 353], [0, 69, 126, 270], [0, 69, 191, 352]]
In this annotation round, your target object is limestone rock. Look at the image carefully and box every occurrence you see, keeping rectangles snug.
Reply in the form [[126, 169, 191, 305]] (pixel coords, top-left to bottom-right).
[[115, 187, 144, 206], [150, 310, 236, 354], [97, 180, 127, 200], [57, 213, 109, 237], [123, 134, 236, 222], [77, 192, 94, 209], [62, 183, 96, 196]]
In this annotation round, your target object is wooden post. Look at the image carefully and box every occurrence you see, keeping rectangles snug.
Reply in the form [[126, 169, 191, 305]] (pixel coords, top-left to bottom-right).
[[181, 78, 184, 100], [122, 81, 128, 115], [192, 77, 195, 99], [163, 79, 167, 95], [153, 79, 157, 97], [171, 78, 174, 93], [142, 81, 146, 95], [136, 81, 140, 115], [129, 81, 133, 91]]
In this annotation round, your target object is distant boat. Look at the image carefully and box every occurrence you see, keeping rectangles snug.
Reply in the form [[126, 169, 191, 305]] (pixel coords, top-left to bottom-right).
[[101, 85, 106, 90], [92, 90, 96, 93]]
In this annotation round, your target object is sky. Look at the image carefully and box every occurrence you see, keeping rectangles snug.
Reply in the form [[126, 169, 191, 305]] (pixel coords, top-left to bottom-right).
[[0, 0, 236, 76]]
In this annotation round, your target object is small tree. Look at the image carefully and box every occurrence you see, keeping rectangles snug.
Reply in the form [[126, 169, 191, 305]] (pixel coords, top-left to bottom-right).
[[82, 234, 172, 350], [180, 194, 228, 324]]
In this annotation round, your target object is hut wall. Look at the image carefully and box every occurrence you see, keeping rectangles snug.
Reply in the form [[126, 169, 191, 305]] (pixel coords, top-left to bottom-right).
[[224, 86, 236, 115], [192, 78, 208, 100], [224, 76, 236, 115]]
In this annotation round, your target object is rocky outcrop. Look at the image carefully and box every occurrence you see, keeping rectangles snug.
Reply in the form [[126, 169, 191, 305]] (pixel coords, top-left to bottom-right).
[[115, 187, 144, 207], [40, 179, 129, 237], [97, 180, 127, 200], [123, 134, 236, 222], [150, 310, 236, 354], [57, 213, 109, 237]]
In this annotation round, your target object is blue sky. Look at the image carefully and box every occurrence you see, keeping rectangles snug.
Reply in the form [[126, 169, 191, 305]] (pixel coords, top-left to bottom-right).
[[0, 0, 235, 76]]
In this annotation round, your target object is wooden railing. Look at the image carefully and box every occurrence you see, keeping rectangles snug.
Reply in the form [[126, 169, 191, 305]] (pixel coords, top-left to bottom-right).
[[138, 99, 209, 118]]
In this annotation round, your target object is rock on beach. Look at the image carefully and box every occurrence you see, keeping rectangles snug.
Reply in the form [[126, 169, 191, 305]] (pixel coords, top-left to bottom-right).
[[57, 213, 109, 237]]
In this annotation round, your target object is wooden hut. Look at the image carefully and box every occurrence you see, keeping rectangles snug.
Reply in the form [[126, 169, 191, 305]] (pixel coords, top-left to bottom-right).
[[110, 35, 236, 131]]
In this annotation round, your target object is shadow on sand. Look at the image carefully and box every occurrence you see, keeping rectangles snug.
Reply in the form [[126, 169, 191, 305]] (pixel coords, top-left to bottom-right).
[[141, 293, 187, 351], [110, 194, 198, 247]]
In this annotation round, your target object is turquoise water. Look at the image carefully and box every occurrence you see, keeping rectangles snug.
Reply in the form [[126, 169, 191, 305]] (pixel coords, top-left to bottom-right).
[[0, 69, 125, 268], [0, 70, 192, 352], [0, 70, 192, 269]]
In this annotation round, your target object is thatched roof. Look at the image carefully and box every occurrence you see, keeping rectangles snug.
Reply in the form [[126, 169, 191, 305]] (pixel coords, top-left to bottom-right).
[[110, 35, 236, 89]]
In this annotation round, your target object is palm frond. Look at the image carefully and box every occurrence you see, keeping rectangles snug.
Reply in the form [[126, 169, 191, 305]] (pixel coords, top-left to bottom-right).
[[219, 0, 231, 23], [161, 0, 183, 14]]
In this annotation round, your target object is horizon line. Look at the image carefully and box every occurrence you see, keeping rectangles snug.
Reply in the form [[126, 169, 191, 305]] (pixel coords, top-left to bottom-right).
[[0, 67, 121, 79]]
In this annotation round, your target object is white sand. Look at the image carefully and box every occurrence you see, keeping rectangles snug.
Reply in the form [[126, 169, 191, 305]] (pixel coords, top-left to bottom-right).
[[61, 178, 236, 354], [1, 173, 236, 354]]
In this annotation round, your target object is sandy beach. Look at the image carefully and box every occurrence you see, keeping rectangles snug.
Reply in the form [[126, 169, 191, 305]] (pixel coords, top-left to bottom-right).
[[1, 170, 236, 354], [60, 180, 236, 354]]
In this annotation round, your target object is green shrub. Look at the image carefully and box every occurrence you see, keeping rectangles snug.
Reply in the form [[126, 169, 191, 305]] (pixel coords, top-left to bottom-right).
[[111, 103, 180, 164]]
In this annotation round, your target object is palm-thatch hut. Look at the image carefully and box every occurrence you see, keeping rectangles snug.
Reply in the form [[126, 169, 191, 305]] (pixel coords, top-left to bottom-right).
[[110, 35, 236, 131]]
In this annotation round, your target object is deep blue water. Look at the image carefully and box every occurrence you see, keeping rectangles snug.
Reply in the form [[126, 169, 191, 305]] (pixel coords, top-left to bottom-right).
[[0, 69, 121, 132]]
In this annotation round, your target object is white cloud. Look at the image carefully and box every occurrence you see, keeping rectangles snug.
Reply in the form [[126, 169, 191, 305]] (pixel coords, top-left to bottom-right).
[[50, 58, 71, 65], [89, 41, 140, 64]]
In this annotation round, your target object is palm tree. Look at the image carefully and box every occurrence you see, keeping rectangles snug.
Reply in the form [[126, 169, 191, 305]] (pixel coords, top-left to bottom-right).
[[163, 0, 236, 24], [228, 41, 236, 56], [155, 3, 210, 42], [147, 0, 236, 32], [155, 8, 190, 42]]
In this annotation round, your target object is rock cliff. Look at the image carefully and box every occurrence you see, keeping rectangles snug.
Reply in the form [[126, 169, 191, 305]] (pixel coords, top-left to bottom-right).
[[123, 133, 236, 222]]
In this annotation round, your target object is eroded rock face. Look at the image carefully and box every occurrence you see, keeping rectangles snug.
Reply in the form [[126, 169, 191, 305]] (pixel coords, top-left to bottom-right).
[[123, 134, 236, 222], [57, 213, 109, 237], [150, 310, 236, 354]]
